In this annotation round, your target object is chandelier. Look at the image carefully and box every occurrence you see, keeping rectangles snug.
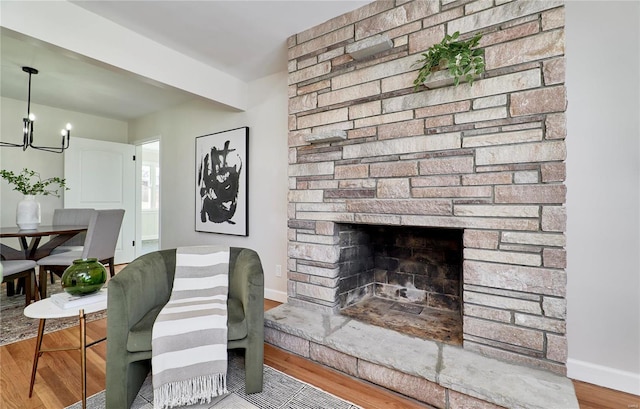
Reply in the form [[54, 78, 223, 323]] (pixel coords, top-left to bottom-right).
[[0, 66, 72, 153]]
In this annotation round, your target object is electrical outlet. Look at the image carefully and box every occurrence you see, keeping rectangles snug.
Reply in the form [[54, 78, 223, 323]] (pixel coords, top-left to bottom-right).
[[275, 264, 282, 277]]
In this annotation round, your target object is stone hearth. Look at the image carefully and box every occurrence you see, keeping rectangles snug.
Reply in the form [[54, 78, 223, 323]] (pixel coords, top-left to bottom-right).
[[265, 304, 578, 409]]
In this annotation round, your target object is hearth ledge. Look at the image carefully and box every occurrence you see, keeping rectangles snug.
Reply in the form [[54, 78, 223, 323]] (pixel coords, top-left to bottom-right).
[[264, 303, 579, 409]]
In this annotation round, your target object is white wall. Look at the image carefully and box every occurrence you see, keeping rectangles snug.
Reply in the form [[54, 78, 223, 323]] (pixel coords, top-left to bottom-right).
[[128, 72, 289, 301], [566, 1, 640, 395], [0, 97, 128, 227]]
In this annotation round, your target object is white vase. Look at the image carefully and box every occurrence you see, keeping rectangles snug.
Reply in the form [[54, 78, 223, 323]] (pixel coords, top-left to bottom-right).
[[16, 195, 41, 230]]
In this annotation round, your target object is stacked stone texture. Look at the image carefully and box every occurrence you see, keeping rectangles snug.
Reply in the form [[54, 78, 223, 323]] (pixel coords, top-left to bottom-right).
[[287, 0, 567, 375]]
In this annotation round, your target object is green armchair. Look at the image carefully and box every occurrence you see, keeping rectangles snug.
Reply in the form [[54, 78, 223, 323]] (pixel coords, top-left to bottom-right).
[[105, 247, 264, 409]]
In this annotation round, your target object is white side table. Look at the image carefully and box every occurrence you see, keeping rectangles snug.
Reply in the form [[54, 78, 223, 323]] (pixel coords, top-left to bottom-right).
[[24, 293, 107, 409]]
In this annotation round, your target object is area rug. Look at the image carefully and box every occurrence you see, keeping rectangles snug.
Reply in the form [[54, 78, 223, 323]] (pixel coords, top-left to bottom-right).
[[66, 351, 361, 409], [0, 279, 107, 346]]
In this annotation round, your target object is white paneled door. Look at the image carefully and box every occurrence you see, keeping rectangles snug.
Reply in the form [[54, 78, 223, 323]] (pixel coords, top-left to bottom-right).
[[64, 137, 136, 264]]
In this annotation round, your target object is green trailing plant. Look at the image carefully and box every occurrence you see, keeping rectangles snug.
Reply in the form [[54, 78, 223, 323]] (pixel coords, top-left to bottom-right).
[[0, 168, 68, 196], [413, 31, 485, 90]]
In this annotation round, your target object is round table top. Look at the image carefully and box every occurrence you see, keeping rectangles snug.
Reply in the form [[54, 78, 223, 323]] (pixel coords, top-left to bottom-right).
[[0, 225, 87, 238], [24, 291, 107, 319]]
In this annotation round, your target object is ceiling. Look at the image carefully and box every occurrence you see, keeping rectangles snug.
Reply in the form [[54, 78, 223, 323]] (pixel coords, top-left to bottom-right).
[[0, 1, 370, 121]]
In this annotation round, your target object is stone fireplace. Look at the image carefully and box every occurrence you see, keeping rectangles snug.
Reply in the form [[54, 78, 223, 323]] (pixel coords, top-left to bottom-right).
[[267, 1, 573, 407]]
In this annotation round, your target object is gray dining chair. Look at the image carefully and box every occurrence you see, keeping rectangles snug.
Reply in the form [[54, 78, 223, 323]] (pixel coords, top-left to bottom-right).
[[1, 260, 38, 306], [51, 208, 97, 252], [36, 209, 125, 298], [47, 208, 97, 283]]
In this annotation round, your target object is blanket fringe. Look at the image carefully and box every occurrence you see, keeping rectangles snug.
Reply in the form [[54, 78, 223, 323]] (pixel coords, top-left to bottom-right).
[[154, 373, 227, 409]]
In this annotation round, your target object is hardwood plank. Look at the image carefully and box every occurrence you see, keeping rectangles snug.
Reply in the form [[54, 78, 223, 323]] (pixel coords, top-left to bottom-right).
[[573, 379, 640, 409], [264, 298, 281, 311], [1, 345, 46, 409], [1, 299, 638, 409]]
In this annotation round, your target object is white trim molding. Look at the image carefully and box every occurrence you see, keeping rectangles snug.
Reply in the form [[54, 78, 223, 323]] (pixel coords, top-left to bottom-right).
[[568, 358, 640, 396], [265, 288, 287, 304]]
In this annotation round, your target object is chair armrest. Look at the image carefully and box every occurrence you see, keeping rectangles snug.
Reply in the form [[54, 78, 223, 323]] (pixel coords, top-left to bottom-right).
[[229, 248, 264, 330], [107, 250, 175, 351]]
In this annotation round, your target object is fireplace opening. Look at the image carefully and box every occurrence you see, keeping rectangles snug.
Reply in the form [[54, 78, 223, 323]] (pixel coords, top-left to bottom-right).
[[336, 224, 463, 345]]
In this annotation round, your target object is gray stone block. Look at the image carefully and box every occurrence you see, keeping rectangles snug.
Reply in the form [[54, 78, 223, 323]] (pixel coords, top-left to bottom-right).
[[346, 34, 393, 60], [264, 303, 348, 343], [439, 344, 578, 409], [324, 319, 440, 382], [304, 130, 347, 144]]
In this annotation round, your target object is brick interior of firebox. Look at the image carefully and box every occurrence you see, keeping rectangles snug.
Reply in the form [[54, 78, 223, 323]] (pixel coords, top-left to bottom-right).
[[338, 225, 463, 345]]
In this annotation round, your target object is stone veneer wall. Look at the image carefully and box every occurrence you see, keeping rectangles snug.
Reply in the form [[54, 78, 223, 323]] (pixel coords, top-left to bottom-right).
[[287, 0, 567, 374]]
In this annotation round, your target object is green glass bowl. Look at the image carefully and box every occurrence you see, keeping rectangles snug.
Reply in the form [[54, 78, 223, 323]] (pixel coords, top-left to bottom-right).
[[61, 258, 107, 296]]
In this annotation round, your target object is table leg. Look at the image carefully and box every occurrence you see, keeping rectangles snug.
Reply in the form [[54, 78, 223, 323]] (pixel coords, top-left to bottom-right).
[[79, 309, 87, 409], [29, 319, 46, 397]]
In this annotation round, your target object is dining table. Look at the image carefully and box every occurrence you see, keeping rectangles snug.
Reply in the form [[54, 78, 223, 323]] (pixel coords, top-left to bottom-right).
[[0, 225, 88, 260], [0, 224, 88, 295]]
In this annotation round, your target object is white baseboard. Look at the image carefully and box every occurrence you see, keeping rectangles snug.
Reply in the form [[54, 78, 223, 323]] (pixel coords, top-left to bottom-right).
[[567, 358, 640, 395], [264, 288, 287, 303]]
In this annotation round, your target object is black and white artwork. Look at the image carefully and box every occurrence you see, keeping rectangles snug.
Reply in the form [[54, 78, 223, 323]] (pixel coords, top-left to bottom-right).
[[195, 127, 248, 236]]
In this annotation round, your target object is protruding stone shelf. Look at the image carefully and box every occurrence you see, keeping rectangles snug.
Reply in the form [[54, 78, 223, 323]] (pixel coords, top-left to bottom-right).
[[265, 303, 579, 409], [304, 130, 347, 144], [346, 34, 393, 60], [423, 69, 481, 89]]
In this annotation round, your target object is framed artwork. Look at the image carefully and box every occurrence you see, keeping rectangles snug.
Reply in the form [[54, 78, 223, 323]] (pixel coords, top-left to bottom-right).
[[195, 126, 249, 236]]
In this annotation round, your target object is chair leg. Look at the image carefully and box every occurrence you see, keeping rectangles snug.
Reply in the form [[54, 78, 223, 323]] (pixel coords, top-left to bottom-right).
[[16, 277, 25, 295], [33, 272, 41, 302], [24, 270, 33, 306], [244, 344, 264, 394], [6, 280, 16, 296], [38, 266, 48, 299], [109, 258, 115, 277]]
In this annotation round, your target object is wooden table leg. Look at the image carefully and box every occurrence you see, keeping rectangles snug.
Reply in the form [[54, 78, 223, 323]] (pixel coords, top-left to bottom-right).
[[79, 309, 87, 409], [26, 311, 96, 408], [29, 319, 46, 397]]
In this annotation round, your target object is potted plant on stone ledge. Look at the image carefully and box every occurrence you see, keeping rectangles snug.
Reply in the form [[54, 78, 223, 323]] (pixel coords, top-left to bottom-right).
[[0, 168, 67, 229], [413, 31, 485, 91]]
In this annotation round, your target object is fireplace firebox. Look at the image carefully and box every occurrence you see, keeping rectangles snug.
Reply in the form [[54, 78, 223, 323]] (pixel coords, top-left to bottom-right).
[[335, 224, 463, 344]]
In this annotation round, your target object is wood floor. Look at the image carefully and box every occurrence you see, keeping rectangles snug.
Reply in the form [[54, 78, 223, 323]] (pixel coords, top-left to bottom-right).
[[0, 298, 637, 409]]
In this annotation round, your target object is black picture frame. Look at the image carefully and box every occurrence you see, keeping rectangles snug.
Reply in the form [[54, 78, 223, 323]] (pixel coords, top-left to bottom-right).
[[195, 126, 249, 236]]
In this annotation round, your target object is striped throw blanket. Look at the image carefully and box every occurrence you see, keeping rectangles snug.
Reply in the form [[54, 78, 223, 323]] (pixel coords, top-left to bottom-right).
[[152, 246, 230, 409]]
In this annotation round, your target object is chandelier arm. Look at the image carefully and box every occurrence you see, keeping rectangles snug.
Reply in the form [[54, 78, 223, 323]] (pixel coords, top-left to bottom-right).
[[28, 146, 65, 153], [0, 141, 26, 147], [29, 128, 70, 153]]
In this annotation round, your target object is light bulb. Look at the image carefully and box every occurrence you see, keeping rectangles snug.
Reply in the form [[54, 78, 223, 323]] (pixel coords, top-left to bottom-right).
[[61, 129, 66, 136], [28, 113, 35, 121], [66, 123, 72, 130]]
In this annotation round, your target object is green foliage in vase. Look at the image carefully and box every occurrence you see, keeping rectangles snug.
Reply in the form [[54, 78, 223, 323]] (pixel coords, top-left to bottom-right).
[[413, 31, 485, 91], [0, 168, 68, 196]]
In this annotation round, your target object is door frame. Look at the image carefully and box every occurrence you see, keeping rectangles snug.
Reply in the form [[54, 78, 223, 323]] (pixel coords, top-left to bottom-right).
[[135, 137, 161, 258]]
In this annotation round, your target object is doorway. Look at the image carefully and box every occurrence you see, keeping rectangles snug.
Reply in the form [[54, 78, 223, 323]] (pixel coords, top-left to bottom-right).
[[136, 140, 160, 257], [64, 137, 136, 264]]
